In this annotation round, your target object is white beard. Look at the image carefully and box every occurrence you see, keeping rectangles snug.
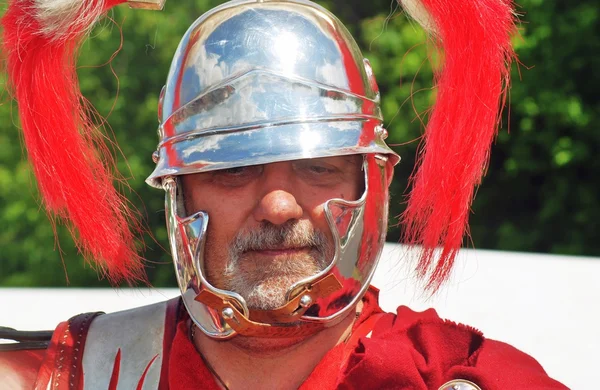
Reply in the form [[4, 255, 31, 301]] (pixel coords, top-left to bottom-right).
[[223, 251, 327, 310], [221, 221, 332, 310]]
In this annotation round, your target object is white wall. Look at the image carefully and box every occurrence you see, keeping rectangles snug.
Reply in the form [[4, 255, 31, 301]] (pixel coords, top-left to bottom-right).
[[1, 244, 598, 389]]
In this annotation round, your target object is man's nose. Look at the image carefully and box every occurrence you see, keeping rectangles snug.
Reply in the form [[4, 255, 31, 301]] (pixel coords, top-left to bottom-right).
[[253, 164, 303, 225]]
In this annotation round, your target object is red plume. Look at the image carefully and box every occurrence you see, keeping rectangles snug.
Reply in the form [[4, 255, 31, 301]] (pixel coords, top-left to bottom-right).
[[1, 0, 144, 284], [400, 0, 517, 291]]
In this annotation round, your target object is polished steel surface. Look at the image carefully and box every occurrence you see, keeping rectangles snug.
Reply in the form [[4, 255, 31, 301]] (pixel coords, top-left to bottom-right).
[[147, 0, 398, 188], [165, 177, 240, 338], [299, 156, 389, 323], [439, 380, 482, 390], [299, 295, 313, 308], [156, 0, 397, 338]]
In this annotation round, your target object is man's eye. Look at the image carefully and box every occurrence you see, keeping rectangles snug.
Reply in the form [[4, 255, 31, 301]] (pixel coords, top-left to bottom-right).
[[212, 165, 263, 186], [222, 167, 248, 175], [293, 160, 336, 175], [292, 161, 344, 186], [307, 165, 331, 174]]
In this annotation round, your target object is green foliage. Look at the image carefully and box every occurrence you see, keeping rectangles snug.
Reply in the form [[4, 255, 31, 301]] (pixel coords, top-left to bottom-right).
[[468, 1, 600, 255], [0, 0, 598, 287]]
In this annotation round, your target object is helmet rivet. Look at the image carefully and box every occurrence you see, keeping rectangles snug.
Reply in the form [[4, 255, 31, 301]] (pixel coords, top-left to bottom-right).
[[375, 125, 388, 140], [222, 307, 235, 319], [299, 295, 312, 308], [152, 151, 160, 163]]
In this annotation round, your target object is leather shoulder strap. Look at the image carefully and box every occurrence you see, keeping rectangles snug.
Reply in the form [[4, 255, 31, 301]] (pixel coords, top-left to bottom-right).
[[34, 312, 103, 390], [0, 327, 53, 351]]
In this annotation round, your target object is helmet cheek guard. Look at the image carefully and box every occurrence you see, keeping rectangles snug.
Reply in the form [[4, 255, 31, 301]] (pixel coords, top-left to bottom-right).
[[149, 0, 399, 338]]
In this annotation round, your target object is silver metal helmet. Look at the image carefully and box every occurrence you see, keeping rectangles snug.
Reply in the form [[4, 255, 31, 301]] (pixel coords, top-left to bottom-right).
[[147, 0, 400, 338]]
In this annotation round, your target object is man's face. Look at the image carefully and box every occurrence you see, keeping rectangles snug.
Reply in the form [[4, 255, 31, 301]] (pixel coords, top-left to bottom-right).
[[182, 155, 364, 311]]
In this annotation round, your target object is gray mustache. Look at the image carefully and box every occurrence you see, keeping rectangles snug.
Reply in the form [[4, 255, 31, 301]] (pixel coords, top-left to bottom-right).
[[230, 221, 329, 253]]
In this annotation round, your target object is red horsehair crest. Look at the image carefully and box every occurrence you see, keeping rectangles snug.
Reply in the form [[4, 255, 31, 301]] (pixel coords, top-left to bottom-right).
[[1, 0, 516, 292]]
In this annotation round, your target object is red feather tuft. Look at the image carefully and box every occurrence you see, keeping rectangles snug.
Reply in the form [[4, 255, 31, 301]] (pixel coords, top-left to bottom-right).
[[401, 0, 517, 291], [1, 0, 144, 284]]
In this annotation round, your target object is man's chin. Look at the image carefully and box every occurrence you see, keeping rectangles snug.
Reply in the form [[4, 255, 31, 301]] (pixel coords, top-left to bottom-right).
[[229, 274, 314, 311], [243, 283, 298, 311], [220, 256, 329, 310]]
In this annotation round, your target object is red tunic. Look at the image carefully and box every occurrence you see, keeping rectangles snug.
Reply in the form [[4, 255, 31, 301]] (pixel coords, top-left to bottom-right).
[[167, 289, 567, 389], [1, 289, 568, 389]]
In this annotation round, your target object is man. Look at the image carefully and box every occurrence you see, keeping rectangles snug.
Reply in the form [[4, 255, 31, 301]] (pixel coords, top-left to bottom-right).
[[0, 0, 567, 388]]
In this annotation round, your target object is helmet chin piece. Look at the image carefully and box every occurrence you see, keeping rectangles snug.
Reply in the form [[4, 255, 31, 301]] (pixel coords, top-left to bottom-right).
[[164, 156, 390, 339]]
